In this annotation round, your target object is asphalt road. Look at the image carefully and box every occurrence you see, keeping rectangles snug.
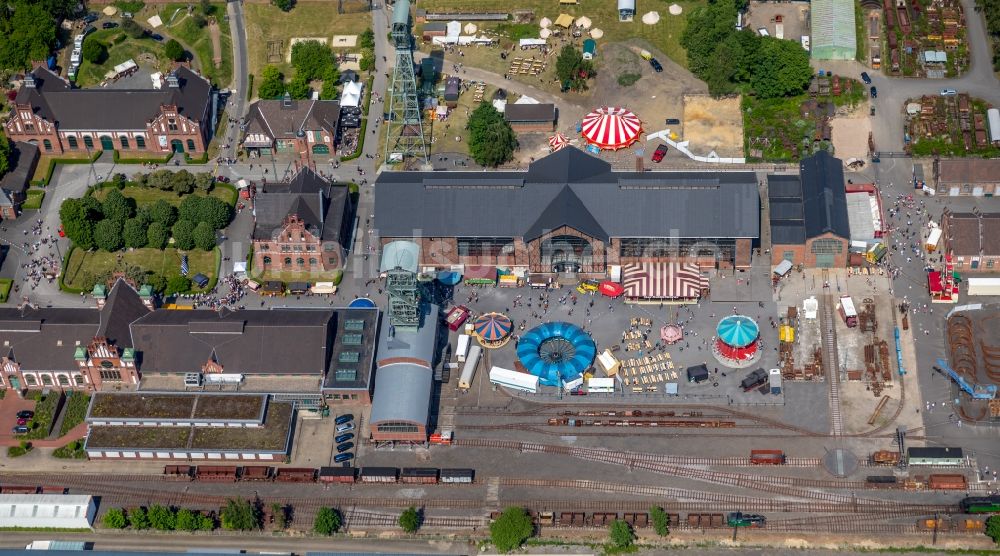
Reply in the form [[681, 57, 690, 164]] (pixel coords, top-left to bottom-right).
[[220, 0, 249, 159]]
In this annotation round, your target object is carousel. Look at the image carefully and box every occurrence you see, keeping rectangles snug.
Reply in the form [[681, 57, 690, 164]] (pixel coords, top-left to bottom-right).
[[712, 314, 762, 368], [580, 106, 642, 151], [548, 132, 569, 152], [472, 312, 513, 348], [660, 324, 683, 345]]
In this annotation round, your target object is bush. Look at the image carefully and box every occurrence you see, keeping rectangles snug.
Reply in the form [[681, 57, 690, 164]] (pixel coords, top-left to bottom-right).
[[314, 507, 341, 535], [167, 275, 192, 295], [272, 0, 295, 11], [102, 508, 127, 529], [489, 507, 534, 553], [128, 507, 149, 530], [7, 442, 32, 458], [220, 498, 260, 531], [608, 519, 635, 550], [650, 506, 670, 537], [82, 39, 107, 64], [617, 73, 641, 87], [165, 39, 185, 62], [148, 504, 176, 531], [59, 393, 91, 436], [399, 506, 420, 533], [53, 439, 87, 459], [176, 508, 198, 531]]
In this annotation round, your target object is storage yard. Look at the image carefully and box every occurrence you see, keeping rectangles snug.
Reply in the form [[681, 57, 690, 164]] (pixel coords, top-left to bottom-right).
[[905, 94, 1000, 156], [881, 0, 968, 77]]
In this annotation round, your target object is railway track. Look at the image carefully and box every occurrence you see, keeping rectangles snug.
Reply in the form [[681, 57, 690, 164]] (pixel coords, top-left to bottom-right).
[[821, 293, 845, 436]]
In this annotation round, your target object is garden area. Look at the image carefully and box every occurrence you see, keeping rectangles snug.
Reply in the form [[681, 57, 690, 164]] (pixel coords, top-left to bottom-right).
[[59, 172, 233, 294], [21, 189, 44, 210], [158, 2, 234, 86], [59, 392, 91, 436], [75, 28, 169, 87], [23, 390, 63, 440], [91, 393, 195, 419], [0, 278, 12, 303]]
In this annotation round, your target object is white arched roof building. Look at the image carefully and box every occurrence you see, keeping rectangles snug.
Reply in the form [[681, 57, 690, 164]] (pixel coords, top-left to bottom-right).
[[0, 494, 96, 529]]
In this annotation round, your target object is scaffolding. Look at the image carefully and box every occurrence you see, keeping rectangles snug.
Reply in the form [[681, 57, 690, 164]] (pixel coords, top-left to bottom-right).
[[386, 267, 420, 331], [384, 0, 428, 163]]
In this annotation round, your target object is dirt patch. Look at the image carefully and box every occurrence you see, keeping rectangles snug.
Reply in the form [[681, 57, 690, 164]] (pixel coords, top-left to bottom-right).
[[682, 95, 745, 158], [208, 21, 222, 67], [831, 114, 872, 162]]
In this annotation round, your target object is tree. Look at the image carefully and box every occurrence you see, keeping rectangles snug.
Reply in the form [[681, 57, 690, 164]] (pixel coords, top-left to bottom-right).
[[608, 519, 635, 550], [60, 198, 97, 250], [466, 104, 517, 167], [313, 507, 341, 535], [102, 508, 127, 529], [272, 0, 296, 11], [175, 508, 198, 531], [111, 173, 128, 189], [102, 188, 135, 222], [148, 504, 176, 531], [489, 507, 534, 553], [399, 506, 421, 533], [649, 506, 670, 537], [258, 66, 285, 99], [271, 503, 288, 529], [149, 199, 178, 226], [681, 0, 739, 83], [127, 506, 149, 530], [319, 67, 340, 100], [171, 169, 196, 195], [124, 217, 150, 249], [286, 74, 311, 99], [0, 0, 58, 72], [197, 513, 215, 531], [94, 219, 125, 251], [193, 221, 216, 251], [194, 172, 214, 191], [0, 135, 11, 177], [147, 169, 175, 191], [359, 28, 375, 49], [291, 40, 336, 81], [191, 13, 208, 28], [165, 39, 185, 62], [172, 219, 196, 250], [146, 222, 170, 250], [167, 275, 191, 295], [146, 273, 168, 293], [82, 39, 107, 64], [220, 498, 260, 531], [358, 47, 375, 72], [988, 516, 1000, 544], [178, 195, 203, 223], [197, 196, 232, 230], [121, 18, 144, 39], [554, 45, 595, 91], [750, 36, 812, 99]]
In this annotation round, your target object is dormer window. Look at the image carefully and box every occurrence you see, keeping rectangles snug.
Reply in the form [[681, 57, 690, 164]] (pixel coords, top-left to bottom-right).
[[168, 119, 178, 131]]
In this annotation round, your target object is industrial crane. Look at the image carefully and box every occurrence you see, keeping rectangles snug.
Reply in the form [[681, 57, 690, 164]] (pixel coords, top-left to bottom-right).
[[934, 359, 997, 400]]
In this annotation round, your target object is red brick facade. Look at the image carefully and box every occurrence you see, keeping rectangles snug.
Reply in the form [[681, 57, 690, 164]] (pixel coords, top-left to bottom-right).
[[771, 232, 849, 268], [253, 215, 343, 273], [0, 337, 137, 392]]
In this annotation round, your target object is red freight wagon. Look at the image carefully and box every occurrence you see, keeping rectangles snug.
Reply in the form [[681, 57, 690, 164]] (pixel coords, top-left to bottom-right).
[[750, 449, 786, 464], [275, 468, 317, 482], [163, 465, 194, 480], [241, 466, 274, 481], [928, 474, 967, 490], [319, 466, 357, 483], [196, 466, 239, 482]]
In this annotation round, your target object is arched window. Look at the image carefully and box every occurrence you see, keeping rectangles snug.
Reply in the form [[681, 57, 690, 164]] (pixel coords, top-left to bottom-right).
[[67, 136, 78, 149], [83, 136, 94, 149], [41, 374, 53, 386], [263, 256, 272, 265], [57, 374, 69, 386], [309, 258, 317, 265], [42, 139, 52, 151], [119, 136, 129, 149], [135, 136, 146, 149], [187, 139, 196, 152], [74, 375, 85, 386], [25, 375, 36, 386], [296, 257, 305, 265], [284, 257, 292, 265]]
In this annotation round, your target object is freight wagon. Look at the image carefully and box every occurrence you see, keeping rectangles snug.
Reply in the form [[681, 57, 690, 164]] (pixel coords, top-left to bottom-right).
[[275, 468, 316, 482], [961, 496, 1000, 513], [163, 465, 194, 480], [401, 468, 440, 484], [687, 513, 725, 528], [241, 465, 274, 481], [727, 512, 766, 527], [750, 449, 786, 464], [866, 475, 898, 487], [559, 512, 587, 526], [623, 512, 649, 527], [361, 467, 400, 483], [872, 450, 901, 465], [319, 466, 357, 483], [928, 474, 967, 490], [439, 468, 475, 483], [196, 465, 239, 482], [162, 464, 474, 485], [918, 517, 986, 531]]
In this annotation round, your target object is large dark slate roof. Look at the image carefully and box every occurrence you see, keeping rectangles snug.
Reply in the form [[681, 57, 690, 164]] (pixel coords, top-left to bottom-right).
[[16, 67, 211, 131], [799, 150, 850, 239], [0, 141, 39, 200], [129, 308, 335, 375], [97, 279, 151, 348], [253, 168, 349, 242], [375, 147, 760, 241], [245, 98, 340, 141]]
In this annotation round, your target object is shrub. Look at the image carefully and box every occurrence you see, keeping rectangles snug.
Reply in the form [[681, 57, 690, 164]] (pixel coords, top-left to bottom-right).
[[127, 507, 149, 530], [650, 506, 670, 537], [399, 506, 420, 533], [489, 507, 533, 552], [165, 39, 185, 62], [608, 519, 635, 550], [220, 498, 260, 531], [617, 73, 641, 87], [313, 507, 341, 535], [102, 508, 127, 529]]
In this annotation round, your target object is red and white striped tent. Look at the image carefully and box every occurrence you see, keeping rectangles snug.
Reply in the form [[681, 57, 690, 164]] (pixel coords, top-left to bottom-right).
[[548, 132, 568, 151], [622, 263, 707, 301], [580, 106, 642, 150]]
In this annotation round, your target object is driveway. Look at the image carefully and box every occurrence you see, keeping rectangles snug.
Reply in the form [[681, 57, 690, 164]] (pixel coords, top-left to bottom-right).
[[0, 394, 36, 445]]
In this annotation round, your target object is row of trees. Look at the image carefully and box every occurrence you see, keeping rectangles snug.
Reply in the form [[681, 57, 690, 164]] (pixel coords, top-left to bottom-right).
[[0, 0, 66, 76], [466, 104, 518, 167], [681, 0, 812, 98], [978, 0, 1000, 70], [102, 506, 214, 531], [60, 181, 231, 253], [258, 40, 340, 101], [488, 506, 668, 553]]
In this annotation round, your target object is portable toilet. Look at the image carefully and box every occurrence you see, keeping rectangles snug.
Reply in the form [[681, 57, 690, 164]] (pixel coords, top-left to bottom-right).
[[582, 39, 597, 60], [769, 369, 782, 395]]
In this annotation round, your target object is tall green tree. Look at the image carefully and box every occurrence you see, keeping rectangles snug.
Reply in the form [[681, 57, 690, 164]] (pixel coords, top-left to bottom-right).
[[0, 135, 12, 177], [489, 507, 534, 553], [94, 219, 125, 252], [750, 36, 813, 99], [258, 66, 285, 99], [313, 507, 341, 535], [148, 504, 176, 531], [165, 39, 185, 62], [608, 519, 635, 550], [60, 198, 98, 250], [127, 506, 149, 530], [286, 74, 311, 99], [291, 40, 336, 81], [319, 67, 339, 100], [167, 275, 192, 295], [194, 172, 214, 191], [196, 197, 232, 230], [555, 45, 595, 91], [466, 104, 517, 167], [171, 170, 196, 195], [0, 1, 58, 72], [398, 506, 420, 533], [124, 217, 150, 249], [649, 506, 670, 537], [82, 39, 107, 64], [220, 498, 260, 531], [149, 199, 178, 227], [172, 220, 196, 250], [102, 508, 127, 529], [681, 0, 739, 83], [175, 508, 198, 531], [193, 221, 216, 251], [102, 189, 135, 222], [121, 18, 144, 39], [359, 28, 375, 49]]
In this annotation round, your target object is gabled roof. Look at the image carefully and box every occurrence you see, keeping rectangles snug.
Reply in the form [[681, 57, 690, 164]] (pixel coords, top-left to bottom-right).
[[526, 145, 613, 183], [799, 150, 850, 239], [245, 98, 340, 141], [0, 141, 39, 198], [15, 67, 211, 131], [504, 103, 556, 123], [97, 280, 151, 348], [253, 168, 350, 242], [524, 185, 607, 241]]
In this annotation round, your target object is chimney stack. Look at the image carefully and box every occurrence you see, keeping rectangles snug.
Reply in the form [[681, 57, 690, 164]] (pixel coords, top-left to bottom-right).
[[635, 152, 644, 173]]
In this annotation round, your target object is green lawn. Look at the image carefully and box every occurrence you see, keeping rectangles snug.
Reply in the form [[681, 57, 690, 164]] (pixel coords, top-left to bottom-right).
[[243, 3, 372, 78], [418, 0, 702, 69], [21, 189, 44, 210], [76, 29, 169, 87], [24, 391, 61, 440], [62, 247, 219, 292], [91, 184, 236, 207], [59, 393, 92, 437], [0, 278, 12, 303], [53, 440, 87, 460], [159, 2, 234, 87]]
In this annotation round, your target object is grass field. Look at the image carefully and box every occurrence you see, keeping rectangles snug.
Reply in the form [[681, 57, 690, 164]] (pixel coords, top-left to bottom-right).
[[0, 278, 12, 303], [21, 189, 44, 210], [418, 0, 701, 69], [91, 185, 235, 207], [62, 248, 219, 291], [243, 2, 372, 79], [159, 2, 234, 86], [76, 29, 169, 87]]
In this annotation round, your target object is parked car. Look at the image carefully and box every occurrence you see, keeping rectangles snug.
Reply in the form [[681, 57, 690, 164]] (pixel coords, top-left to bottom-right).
[[335, 413, 354, 425], [649, 58, 663, 73], [336, 442, 354, 453], [150, 33, 164, 42], [215, 175, 230, 183], [102, 22, 118, 29], [652, 144, 668, 163], [860, 71, 871, 84], [336, 422, 355, 433], [941, 88, 958, 96], [122, 12, 134, 18], [16, 410, 34, 419], [82, 13, 98, 23], [334, 452, 354, 463], [665, 118, 681, 125], [11, 425, 29, 435], [869, 86, 877, 99], [569, 389, 587, 396], [335, 432, 354, 443], [16, 417, 27, 426]]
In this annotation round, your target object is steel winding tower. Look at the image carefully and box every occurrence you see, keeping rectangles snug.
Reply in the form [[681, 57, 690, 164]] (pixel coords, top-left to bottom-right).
[[384, 0, 428, 163]]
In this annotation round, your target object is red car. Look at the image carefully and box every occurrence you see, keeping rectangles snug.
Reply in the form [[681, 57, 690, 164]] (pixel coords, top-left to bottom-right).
[[16, 417, 27, 426], [58, 225, 65, 237], [652, 144, 668, 163]]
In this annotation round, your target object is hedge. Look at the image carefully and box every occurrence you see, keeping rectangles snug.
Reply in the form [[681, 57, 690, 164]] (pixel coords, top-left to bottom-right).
[[185, 152, 210, 164], [247, 73, 254, 101], [0, 278, 12, 303], [20, 189, 44, 210], [57, 245, 87, 294], [32, 150, 103, 186], [112, 151, 174, 164]]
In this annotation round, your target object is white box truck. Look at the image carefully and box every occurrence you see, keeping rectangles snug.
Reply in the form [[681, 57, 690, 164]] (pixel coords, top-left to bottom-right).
[[455, 334, 470, 363], [458, 345, 482, 389]]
